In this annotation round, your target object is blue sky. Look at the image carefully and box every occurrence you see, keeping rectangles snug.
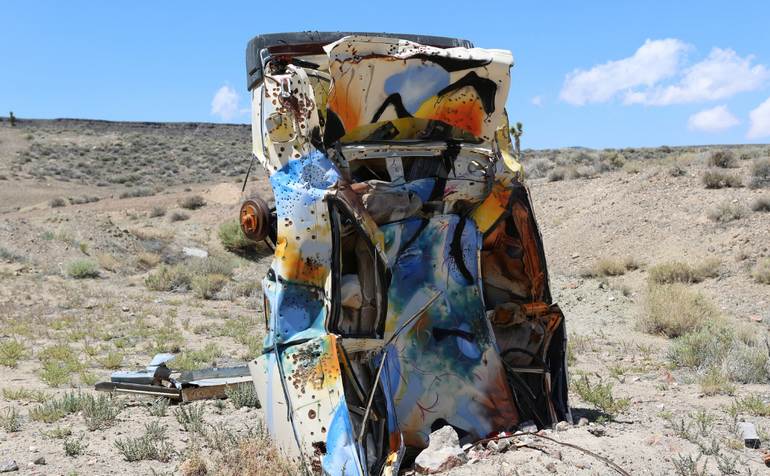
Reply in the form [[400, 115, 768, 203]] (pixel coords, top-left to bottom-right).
[[3, 0, 770, 149]]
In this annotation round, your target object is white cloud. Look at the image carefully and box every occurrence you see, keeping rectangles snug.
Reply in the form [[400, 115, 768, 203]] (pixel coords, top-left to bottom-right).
[[560, 39, 689, 105], [625, 48, 770, 105], [747, 97, 770, 139], [210, 85, 241, 121], [687, 105, 739, 132], [531, 95, 543, 107]]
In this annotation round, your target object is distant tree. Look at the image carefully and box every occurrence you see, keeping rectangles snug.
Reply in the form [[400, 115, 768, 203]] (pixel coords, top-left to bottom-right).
[[9, 111, 16, 127], [510, 122, 523, 159]]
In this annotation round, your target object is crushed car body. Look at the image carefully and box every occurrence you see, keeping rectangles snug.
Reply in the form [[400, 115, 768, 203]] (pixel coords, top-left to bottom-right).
[[240, 32, 570, 475]]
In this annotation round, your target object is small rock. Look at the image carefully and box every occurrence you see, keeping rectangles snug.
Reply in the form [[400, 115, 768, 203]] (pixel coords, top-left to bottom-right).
[[546, 462, 557, 473], [0, 460, 18, 473], [555, 421, 570, 432], [588, 426, 606, 437], [497, 438, 511, 452], [578, 417, 589, 427], [32, 457, 45, 465], [121, 306, 130, 312], [415, 426, 467, 474], [518, 420, 538, 433], [28, 446, 37, 453], [487, 440, 499, 452]]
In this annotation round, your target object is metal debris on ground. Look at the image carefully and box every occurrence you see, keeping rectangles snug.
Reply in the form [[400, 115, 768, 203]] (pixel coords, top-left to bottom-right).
[[94, 353, 253, 403]]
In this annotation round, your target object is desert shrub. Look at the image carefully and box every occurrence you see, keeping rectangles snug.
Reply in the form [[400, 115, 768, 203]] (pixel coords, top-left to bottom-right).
[[179, 195, 206, 210], [49, 197, 67, 208], [750, 158, 770, 188], [524, 158, 554, 178], [639, 283, 721, 337], [64, 436, 87, 457], [208, 425, 299, 476], [175, 403, 206, 433], [145, 264, 192, 291], [669, 325, 734, 369], [708, 202, 747, 223], [750, 196, 770, 212], [707, 150, 737, 168], [730, 394, 770, 417], [702, 170, 742, 189], [82, 393, 123, 430], [180, 452, 208, 476], [192, 273, 229, 299], [119, 187, 154, 199], [219, 219, 258, 254], [225, 383, 260, 409], [0, 246, 24, 263], [115, 421, 173, 462], [669, 320, 769, 389], [547, 167, 566, 182], [170, 343, 223, 372], [752, 258, 770, 284], [149, 206, 166, 217], [66, 259, 99, 279], [136, 252, 161, 270], [722, 343, 770, 384], [699, 366, 736, 396], [571, 375, 629, 418], [99, 350, 124, 370], [68, 196, 100, 205], [0, 407, 22, 432], [169, 211, 190, 222], [587, 256, 641, 277], [0, 339, 26, 367], [147, 398, 169, 417], [647, 259, 720, 284], [669, 163, 687, 177]]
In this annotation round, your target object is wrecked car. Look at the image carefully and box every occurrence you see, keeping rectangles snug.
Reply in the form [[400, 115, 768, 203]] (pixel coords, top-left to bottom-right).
[[239, 31, 570, 475]]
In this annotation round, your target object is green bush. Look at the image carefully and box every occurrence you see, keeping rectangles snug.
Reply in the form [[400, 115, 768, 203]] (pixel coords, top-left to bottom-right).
[[571, 375, 629, 418], [66, 259, 99, 279], [219, 219, 258, 253]]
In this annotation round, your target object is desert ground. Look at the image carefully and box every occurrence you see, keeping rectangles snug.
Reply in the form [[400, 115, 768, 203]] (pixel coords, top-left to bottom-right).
[[1, 118, 769, 475]]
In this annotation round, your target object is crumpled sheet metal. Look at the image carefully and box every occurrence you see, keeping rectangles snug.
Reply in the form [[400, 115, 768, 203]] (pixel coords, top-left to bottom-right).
[[247, 34, 569, 476], [323, 36, 512, 144], [380, 214, 519, 447]]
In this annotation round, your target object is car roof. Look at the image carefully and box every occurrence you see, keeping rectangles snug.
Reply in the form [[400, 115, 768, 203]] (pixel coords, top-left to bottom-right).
[[245, 31, 473, 90]]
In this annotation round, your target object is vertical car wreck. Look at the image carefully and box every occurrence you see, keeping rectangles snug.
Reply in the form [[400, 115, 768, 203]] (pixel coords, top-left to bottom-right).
[[240, 32, 570, 475]]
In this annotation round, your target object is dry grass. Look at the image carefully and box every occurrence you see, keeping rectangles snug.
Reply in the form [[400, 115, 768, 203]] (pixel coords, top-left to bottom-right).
[[752, 258, 770, 284], [169, 211, 190, 222], [582, 256, 641, 277], [750, 196, 770, 212], [750, 158, 770, 188], [707, 202, 747, 223], [647, 259, 720, 284], [639, 283, 721, 337], [702, 170, 742, 189], [179, 195, 206, 210], [707, 150, 738, 168]]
